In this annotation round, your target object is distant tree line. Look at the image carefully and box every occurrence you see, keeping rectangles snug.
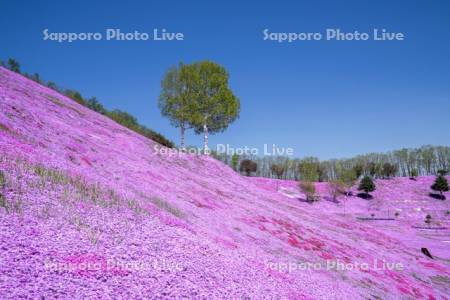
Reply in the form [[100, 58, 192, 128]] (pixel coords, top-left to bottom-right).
[[1, 58, 174, 148], [212, 145, 450, 180]]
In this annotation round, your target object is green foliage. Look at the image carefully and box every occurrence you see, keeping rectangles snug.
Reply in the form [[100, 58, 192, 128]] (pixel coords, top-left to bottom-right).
[[382, 162, 397, 179], [299, 157, 320, 181], [7, 58, 20, 73], [358, 176, 376, 196], [158, 61, 240, 151], [106, 109, 174, 148], [65, 89, 87, 106], [437, 169, 448, 176], [239, 159, 257, 176], [31, 73, 41, 84], [367, 162, 382, 178], [431, 175, 449, 197], [299, 181, 317, 202], [338, 168, 357, 187], [353, 164, 364, 178], [158, 63, 196, 148], [410, 168, 418, 178], [188, 61, 240, 135], [336, 168, 357, 196], [136, 125, 175, 148], [87, 97, 107, 115], [107, 109, 139, 129], [231, 153, 239, 171]]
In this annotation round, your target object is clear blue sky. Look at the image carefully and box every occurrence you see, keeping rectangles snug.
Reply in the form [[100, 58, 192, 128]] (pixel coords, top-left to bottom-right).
[[2, 0, 449, 159]]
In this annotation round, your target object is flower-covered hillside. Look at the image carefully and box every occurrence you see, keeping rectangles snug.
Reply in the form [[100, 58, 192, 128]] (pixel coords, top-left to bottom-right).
[[0, 67, 449, 299]]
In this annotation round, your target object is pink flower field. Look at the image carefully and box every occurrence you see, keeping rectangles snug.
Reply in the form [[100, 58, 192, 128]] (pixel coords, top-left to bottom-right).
[[0, 66, 449, 299]]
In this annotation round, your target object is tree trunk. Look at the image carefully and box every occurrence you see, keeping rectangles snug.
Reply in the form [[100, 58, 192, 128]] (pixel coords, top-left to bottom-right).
[[203, 120, 209, 155], [180, 125, 185, 151]]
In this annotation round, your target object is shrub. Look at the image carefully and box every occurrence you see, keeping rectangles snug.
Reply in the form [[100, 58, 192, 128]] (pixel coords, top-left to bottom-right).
[[410, 169, 418, 180], [239, 159, 257, 176], [337, 168, 357, 196], [299, 181, 317, 202], [431, 175, 449, 199], [135, 125, 174, 148], [437, 169, 448, 176], [329, 179, 345, 201], [65, 89, 87, 106], [87, 97, 107, 115], [358, 176, 376, 198]]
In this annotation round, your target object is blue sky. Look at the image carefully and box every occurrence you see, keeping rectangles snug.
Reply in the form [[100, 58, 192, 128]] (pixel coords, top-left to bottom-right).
[[2, 0, 449, 159]]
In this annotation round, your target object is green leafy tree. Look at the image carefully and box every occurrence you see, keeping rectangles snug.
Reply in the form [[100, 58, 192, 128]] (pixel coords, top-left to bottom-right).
[[231, 153, 239, 171], [158, 63, 196, 150], [188, 61, 240, 154], [299, 157, 320, 181], [431, 175, 449, 199], [358, 176, 376, 198], [7, 58, 20, 73], [239, 159, 257, 176], [338, 168, 357, 196], [336, 168, 357, 214]]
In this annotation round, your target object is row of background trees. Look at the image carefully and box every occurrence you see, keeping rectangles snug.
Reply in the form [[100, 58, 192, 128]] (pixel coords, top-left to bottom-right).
[[3, 58, 449, 182], [212, 145, 450, 180], [1, 58, 175, 148]]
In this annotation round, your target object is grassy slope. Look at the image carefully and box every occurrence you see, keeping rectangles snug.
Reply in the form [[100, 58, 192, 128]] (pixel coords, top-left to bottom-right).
[[0, 67, 449, 299]]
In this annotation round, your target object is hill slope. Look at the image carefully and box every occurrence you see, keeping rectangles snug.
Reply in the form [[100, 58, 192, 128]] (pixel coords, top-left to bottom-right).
[[0, 67, 449, 299]]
